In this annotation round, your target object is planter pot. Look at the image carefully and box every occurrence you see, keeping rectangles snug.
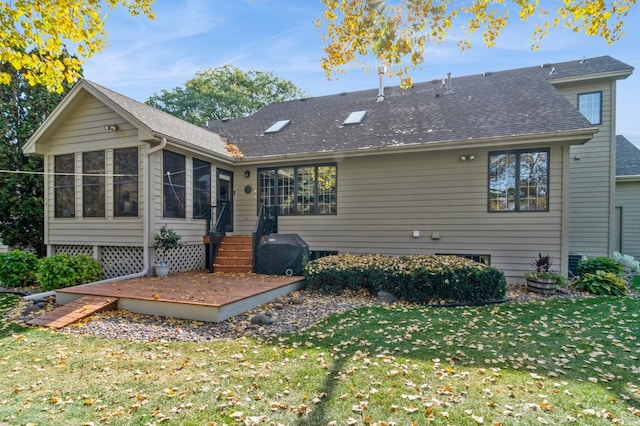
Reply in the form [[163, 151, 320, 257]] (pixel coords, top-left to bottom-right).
[[155, 264, 170, 278], [526, 277, 558, 295]]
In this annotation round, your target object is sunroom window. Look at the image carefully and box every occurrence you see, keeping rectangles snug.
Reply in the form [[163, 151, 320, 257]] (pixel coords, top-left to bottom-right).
[[114, 147, 139, 217], [54, 154, 75, 218], [82, 151, 106, 217], [163, 150, 186, 218], [193, 158, 211, 219], [489, 149, 549, 212]]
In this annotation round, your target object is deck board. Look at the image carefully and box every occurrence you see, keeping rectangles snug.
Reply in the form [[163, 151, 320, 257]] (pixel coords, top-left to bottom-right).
[[52, 271, 305, 323]]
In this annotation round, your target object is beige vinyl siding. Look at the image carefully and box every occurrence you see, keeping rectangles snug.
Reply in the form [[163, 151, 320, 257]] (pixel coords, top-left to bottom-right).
[[45, 95, 145, 246], [148, 148, 222, 247], [235, 146, 567, 280], [555, 80, 615, 258], [615, 181, 640, 258]]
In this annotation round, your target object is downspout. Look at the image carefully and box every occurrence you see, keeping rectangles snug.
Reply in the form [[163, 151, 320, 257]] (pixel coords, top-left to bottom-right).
[[26, 137, 168, 300]]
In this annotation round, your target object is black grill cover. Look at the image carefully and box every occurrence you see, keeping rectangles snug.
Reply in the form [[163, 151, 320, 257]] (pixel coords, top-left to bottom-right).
[[256, 234, 309, 276]]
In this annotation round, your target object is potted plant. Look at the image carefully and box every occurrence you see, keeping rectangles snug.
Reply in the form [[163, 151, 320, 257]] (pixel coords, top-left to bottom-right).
[[525, 252, 566, 295], [153, 225, 182, 277]]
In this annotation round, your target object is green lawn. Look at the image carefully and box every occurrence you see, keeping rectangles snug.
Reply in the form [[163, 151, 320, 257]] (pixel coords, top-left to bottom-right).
[[1, 294, 638, 425]]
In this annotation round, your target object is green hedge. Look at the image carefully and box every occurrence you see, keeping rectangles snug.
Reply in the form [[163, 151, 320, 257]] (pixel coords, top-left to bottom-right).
[[0, 250, 39, 288], [304, 254, 506, 304], [37, 254, 104, 291]]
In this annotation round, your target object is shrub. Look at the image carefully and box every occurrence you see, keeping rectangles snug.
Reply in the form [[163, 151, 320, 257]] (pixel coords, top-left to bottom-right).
[[0, 250, 39, 288], [37, 254, 104, 291], [614, 251, 640, 275], [572, 270, 629, 296], [304, 253, 506, 303], [576, 256, 624, 276]]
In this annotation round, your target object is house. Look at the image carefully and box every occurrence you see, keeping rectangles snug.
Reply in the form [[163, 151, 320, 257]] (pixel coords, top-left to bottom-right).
[[615, 135, 640, 258], [23, 56, 633, 282]]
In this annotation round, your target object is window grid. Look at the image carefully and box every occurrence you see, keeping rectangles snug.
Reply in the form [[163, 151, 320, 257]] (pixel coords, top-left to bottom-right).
[[489, 149, 549, 212], [258, 164, 337, 216], [578, 91, 602, 125]]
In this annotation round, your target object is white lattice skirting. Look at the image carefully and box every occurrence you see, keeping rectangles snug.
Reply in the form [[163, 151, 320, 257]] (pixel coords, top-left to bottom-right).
[[55, 244, 205, 279]]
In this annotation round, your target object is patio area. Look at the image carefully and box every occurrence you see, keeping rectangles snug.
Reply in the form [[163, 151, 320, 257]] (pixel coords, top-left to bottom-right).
[[49, 271, 305, 324]]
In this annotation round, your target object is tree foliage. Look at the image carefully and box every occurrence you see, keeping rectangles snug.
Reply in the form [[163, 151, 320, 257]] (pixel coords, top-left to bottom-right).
[[0, 0, 155, 93], [317, 0, 636, 87], [146, 65, 308, 126], [0, 55, 74, 256]]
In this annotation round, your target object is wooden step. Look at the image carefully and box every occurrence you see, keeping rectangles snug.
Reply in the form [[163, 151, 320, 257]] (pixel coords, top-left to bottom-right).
[[26, 295, 118, 328], [213, 235, 254, 273]]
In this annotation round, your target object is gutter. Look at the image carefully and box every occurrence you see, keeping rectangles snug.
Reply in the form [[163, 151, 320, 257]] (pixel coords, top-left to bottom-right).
[[616, 175, 640, 182], [26, 137, 168, 300]]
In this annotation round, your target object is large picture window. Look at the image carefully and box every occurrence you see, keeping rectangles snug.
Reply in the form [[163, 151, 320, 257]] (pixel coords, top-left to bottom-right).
[[578, 91, 602, 125], [258, 164, 337, 215], [163, 150, 186, 218], [114, 147, 139, 217], [54, 154, 75, 218], [489, 149, 549, 212], [193, 158, 211, 219]]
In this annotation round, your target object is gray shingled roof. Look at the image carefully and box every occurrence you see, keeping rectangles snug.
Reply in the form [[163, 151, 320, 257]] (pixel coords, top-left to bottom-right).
[[206, 56, 633, 159], [617, 135, 640, 176], [85, 80, 230, 158]]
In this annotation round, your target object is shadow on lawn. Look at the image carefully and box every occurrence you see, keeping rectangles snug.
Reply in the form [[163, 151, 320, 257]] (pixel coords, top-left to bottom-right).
[[288, 296, 639, 424]]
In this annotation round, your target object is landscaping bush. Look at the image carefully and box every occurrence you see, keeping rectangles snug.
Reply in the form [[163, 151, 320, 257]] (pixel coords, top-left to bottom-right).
[[0, 250, 39, 288], [37, 254, 104, 291], [576, 256, 624, 276], [614, 251, 640, 275], [572, 270, 629, 296], [304, 253, 506, 303]]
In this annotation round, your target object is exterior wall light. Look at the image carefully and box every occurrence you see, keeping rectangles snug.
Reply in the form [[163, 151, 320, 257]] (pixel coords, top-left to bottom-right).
[[244, 170, 251, 178], [104, 124, 119, 131], [460, 155, 475, 161]]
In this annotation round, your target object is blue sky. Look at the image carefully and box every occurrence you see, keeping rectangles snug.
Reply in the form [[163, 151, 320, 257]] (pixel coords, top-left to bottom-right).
[[83, 0, 640, 146]]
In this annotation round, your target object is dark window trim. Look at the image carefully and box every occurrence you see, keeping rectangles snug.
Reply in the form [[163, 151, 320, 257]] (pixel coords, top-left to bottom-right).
[[113, 147, 139, 218], [162, 150, 186, 219], [192, 157, 211, 220], [54, 153, 75, 218], [487, 148, 550, 213], [578, 91, 602, 125], [258, 163, 338, 216]]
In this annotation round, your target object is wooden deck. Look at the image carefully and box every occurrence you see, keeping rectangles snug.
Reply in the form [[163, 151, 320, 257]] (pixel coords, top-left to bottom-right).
[[53, 270, 305, 323]]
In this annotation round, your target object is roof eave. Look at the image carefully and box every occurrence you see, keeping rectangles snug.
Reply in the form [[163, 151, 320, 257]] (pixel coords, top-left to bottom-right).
[[152, 132, 234, 164], [234, 128, 598, 165], [549, 69, 633, 84]]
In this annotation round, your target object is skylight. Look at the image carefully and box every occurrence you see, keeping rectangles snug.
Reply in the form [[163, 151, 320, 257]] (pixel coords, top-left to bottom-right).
[[343, 110, 367, 125], [264, 119, 291, 133]]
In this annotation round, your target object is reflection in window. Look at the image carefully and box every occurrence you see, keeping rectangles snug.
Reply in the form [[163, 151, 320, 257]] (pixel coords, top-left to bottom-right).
[[54, 154, 75, 218], [163, 150, 186, 218], [489, 149, 548, 212], [83, 151, 105, 217], [193, 158, 211, 219], [578, 91, 602, 125], [114, 148, 139, 217], [258, 164, 337, 216]]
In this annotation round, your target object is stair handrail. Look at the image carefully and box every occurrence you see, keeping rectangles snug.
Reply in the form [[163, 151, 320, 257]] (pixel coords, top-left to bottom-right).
[[206, 202, 228, 273], [252, 205, 278, 272]]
